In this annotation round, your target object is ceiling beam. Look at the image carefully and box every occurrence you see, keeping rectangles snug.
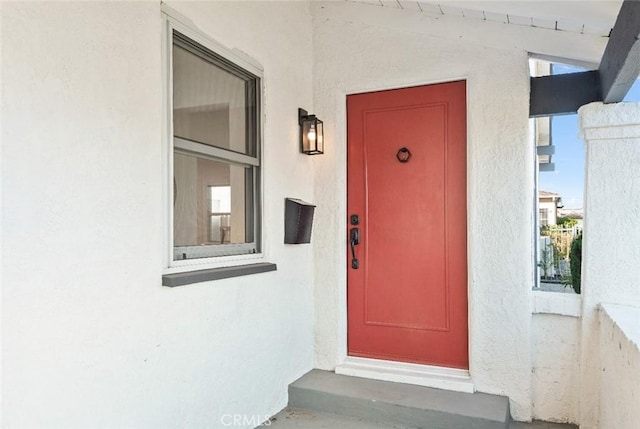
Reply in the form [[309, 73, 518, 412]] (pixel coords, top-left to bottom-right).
[[598, 0, 640, 103], [529, 0, 640, 117], [529, 71, 601, 117], [539, 163, 555, 172], [536, 145, 555, 156]]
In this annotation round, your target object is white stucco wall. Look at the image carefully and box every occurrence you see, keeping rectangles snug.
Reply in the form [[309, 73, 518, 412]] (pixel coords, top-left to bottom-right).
[[578, 101, 640, 429], [1, 2, 314, 427], [531, 292, 582, 425], [531, 312, 580, 424], [599, 304, 640, 429], [311, 1, 536, 420]]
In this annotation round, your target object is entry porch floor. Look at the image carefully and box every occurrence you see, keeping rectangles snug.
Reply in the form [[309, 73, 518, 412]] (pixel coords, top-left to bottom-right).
[[264, 407, 578, 429], [263, 370, 578, 429]]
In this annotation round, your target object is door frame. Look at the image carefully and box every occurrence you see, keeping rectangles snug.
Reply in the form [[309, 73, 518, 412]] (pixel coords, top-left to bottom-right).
[[336, 76, 474, 390]]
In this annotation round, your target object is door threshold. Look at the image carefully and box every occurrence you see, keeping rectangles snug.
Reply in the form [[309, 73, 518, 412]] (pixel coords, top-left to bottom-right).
[[335, 356, 474, 393]]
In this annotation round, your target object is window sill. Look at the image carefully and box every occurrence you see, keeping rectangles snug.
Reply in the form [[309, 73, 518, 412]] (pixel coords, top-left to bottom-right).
[[162, 262, 277, 287], [531, 290, 582, 317]]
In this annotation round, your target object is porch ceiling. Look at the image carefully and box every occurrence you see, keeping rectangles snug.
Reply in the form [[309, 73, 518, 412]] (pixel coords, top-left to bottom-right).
[[325, 0, 638, 115], [348, 0, 622, 37]]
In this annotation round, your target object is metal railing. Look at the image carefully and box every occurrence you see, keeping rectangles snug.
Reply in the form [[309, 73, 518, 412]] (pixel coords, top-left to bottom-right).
[[540, 225, 582, 280]]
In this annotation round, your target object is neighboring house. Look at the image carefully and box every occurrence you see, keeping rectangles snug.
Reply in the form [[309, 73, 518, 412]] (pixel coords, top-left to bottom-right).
[[558, 208, 585, 228], [2, 2, 639, 429], [539, 190, 563, 226]]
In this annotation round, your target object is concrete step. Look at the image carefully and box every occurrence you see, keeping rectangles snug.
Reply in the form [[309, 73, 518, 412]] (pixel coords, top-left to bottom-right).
[[288, 370, 510, 429], [262, 407, 578, 429], [263, 407, 407, 429]]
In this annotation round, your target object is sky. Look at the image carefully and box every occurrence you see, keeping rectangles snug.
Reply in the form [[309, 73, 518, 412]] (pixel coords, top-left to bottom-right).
[[539, 65, 640, 210]]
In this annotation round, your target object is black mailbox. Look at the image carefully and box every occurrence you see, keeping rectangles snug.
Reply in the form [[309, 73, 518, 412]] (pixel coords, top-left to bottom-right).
[[284, 198, 316, 244]]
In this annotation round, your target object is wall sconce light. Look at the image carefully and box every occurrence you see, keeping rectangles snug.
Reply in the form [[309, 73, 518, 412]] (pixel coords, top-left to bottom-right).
[[299, 108, 324, 155]]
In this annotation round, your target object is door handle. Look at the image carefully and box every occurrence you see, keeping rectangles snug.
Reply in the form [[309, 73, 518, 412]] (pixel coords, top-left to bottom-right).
[[350, 227, 360, 269]]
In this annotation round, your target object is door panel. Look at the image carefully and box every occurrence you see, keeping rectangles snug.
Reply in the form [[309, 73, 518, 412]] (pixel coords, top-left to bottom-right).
[[347, 81, 468, 369]]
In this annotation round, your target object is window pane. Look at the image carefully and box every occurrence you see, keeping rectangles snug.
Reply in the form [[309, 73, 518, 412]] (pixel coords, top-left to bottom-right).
[[173, 151, 254, 260], [173, 44, 255, 155], [539, 209, 549, 226]]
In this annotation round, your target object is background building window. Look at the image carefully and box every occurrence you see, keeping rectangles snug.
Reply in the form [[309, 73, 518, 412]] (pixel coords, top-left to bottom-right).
[[539, 208, 549, 226]]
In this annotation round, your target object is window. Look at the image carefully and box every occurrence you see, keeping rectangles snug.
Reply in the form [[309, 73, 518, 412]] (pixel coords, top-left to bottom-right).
[[530, 57, 589, 293], [169, 28, 262, 263], [539, 208, 548, 226], [208, 185, 231, 243]]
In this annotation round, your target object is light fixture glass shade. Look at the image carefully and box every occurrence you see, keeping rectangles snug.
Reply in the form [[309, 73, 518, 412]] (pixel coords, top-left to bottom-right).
[[299, 109, 324, 155]]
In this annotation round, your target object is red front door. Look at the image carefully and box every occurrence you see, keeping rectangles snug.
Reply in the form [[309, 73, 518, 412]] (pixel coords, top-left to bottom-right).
[[346, 81, 468, 369]]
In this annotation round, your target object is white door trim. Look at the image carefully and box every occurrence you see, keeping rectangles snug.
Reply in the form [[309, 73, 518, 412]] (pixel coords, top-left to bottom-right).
[[335, 356, 474, 393]]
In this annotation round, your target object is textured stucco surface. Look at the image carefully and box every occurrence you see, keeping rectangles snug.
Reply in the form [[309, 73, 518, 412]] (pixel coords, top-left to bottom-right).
[[1, 2, 315, 427], [531, 314, 580, 424], [599, 304, 640, 429], [530, 292, 582, 424], [311, 1, 535, 420], [578, 101, 640, 429]]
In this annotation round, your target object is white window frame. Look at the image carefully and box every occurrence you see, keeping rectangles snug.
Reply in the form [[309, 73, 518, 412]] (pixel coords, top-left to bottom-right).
[[539, 208, 549, 226], [162, 7, 266, 274]]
